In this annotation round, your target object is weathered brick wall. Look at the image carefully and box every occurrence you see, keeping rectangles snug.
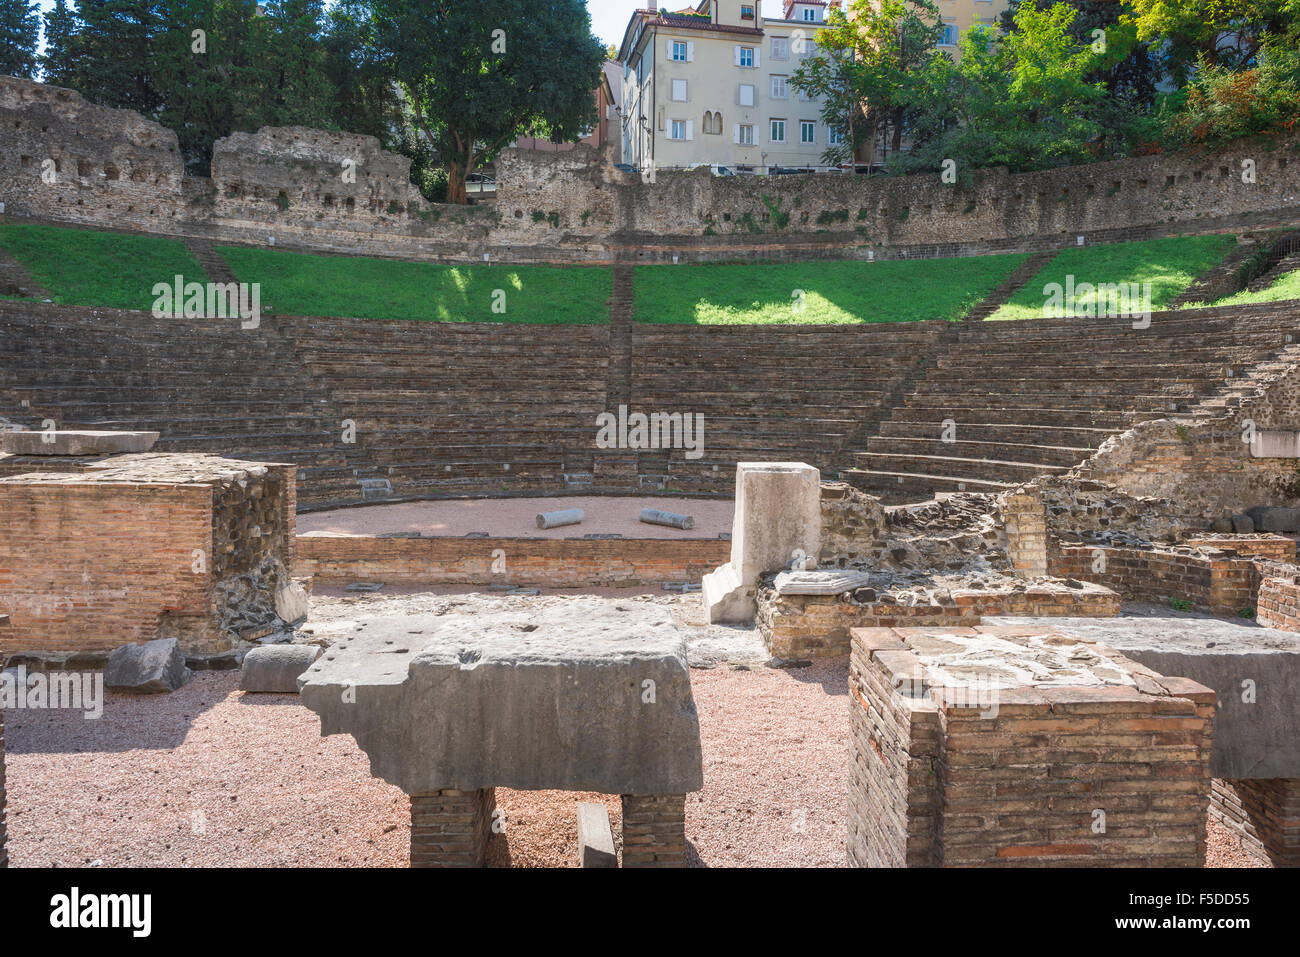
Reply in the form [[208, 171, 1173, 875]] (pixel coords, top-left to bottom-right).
[[5, 74, 1299, 264], [409, 788, 496, 868], [1051, 543, 1259, 614], [849, 626, 1215, 867], [294, 534, 729, 588], [758, 580, 1120, 659], [0, 456, 296, 656], [1210, 778, 1300, 867], [620, 793, 687, 868], [1185, 534, 1296, 563], [1257, 575, 1300, 630], [0, 77, 186, 231], [0, 617, 7, 868]]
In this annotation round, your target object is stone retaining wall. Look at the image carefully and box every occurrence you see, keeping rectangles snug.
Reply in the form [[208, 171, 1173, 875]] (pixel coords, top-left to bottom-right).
[[1050, 543, 1259, 615], [1257, 575, 1300, 630], [1210, 778, 1300, 867], [758, 580, 1120, 659], [5, 75, 1299, 265], [294, 534, 729, 588]]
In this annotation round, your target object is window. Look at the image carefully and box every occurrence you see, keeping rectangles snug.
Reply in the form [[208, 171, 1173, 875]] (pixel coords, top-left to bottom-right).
[[828, 127, 844, 146], [738, 83, 755, 107], [939, 22, 957, 46], [772, 37, 789, 60], [771, 76, 788, 99], [738, 46, 755, 68], [671, 78, 688, 102], [737, 124, 755, 145], [670, 119, 689, 140], [802, 8, 817, 21], [672, 41, 687, 62], [800, 120, 816, 144], [741, 4, 756, 20], [770, 119, 787, 143]]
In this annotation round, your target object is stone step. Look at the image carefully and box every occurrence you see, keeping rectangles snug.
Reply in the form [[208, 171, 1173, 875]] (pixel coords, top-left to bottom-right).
[[862, 436, 1091, 468], [852, 451, 1067, 483]]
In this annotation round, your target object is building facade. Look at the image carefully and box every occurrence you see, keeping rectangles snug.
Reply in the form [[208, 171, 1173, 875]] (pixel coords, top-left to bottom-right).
[[616, 0, 1010, 173], [617, 1, 841, 173]]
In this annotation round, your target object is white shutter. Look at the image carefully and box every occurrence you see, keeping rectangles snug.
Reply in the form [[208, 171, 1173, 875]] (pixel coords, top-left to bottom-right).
[[753, 49, 760, 68], [734, 45, 742, 66], [733, 124, 740, 144], [667, 39, 673, 60], [686, 120, 694, 141], [687, 42, 695, 62]]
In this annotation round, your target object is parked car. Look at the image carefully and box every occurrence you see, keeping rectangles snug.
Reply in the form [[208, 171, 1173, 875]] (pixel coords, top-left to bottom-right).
[[710, 165, 738, 177], [614, 162, 637, 174], [466, 172, 496, 194]]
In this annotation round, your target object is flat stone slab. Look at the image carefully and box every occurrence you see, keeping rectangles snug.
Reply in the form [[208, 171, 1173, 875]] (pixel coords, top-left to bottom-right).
[[299, 600, 704, 795], [240, 644, 321, 693], [774, 569, 875, 596], [987, 615, 1300, 779], [0, 430, 159, 456], [105, 637, 191, 694], [576, 802, 617, 868]]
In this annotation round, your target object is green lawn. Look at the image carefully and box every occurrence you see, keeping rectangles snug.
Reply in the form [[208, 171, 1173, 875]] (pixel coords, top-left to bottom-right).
[[0, 222, 206, 311], [989, 235, 1236, 321], [217, 246, 610, 324], [633, 254, 1030, 324], [1197, 267, 1300, 308]]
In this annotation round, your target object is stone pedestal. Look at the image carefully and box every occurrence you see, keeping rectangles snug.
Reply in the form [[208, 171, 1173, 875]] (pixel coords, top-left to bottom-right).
[[703, 462, 820, 623], [621, 793, 687, 867], [410, 788, 496, 868]]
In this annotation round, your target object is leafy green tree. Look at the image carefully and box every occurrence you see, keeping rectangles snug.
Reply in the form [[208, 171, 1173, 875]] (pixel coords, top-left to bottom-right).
[[73, 0, 165, 114], [1124, 0, 1297, 84], [905, 2, 1109, 174], [41, 0, 84, 87], [371, 0, 605, 204], [793, 0, 944, 167], [0, 0, 41, 78], [322, 0, 402, 142], [1163, 41, 1300, 145]]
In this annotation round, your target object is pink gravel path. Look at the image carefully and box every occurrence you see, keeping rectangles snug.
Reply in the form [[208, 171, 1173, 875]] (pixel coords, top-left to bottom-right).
[[1, 660, 1267, 868], [296, 496, 733, 540]]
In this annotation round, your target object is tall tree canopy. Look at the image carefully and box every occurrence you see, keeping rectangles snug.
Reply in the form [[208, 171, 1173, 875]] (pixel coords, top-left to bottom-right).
[[0, 0, 40, 78], [371, 0, 605, 204]]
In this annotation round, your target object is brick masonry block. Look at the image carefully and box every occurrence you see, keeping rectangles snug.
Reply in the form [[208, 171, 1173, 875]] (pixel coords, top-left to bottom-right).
[[409, 787, 497, 868], [621, 793, 687, 868]]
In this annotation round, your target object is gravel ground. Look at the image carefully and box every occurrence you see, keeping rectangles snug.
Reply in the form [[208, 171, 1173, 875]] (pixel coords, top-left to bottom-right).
[[296, 496, 733, 540], [0, 591, 1271, 868]]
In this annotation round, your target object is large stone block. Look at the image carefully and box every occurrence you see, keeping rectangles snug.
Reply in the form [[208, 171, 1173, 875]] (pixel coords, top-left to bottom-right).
[[703, 462, 820, 623], [300, 600, 703, 795], [0, 430, 159, 456], [104, 637, 192, 694], [987, 615, 1300, 779], [240, 644, 321, 693]]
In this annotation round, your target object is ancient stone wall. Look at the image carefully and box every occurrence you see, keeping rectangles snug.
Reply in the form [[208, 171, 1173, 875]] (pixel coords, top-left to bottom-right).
[[0, 77, 187, 230], [294, 533, 729, 588], [0, 454, 296, 656], [0, 624, 7, 868], [1210, 778, 1300, 866], [4, 75, 1300, 264], [1257, 574, 1300, 631], [1074, 345, 1300, 524], [1050, 543, 1260, 614]]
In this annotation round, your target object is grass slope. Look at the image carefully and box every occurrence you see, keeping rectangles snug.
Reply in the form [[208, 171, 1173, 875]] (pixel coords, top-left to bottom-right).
[[1201, 268, 1300, 307], [633, 254, 1030, 325], [989, 235, 1236, 320], [217, 246, 610, 324], [0, 222, 205, 311]]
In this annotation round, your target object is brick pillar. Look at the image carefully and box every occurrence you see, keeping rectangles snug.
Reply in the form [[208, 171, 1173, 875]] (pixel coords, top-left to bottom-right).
[[1211, 778, 1300, 867], [620, 793, 687, 867], [409, 788, 495, 868], [1001, 490, 1048, 579]]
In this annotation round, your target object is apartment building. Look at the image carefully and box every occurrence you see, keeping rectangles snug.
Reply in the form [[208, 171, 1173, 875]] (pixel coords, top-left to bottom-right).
[[617, 1, 840, 173], [615, 0, 1009, 173]]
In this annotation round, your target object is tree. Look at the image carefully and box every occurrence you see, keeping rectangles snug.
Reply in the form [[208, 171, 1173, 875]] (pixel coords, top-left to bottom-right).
[[905, 2, 1109, 174], [0, 0, 41, 78], [1163, 41, 1300, 145], [371, 0, 605, 204], [793, 0, 944, 167], [73, 0, 165, 114], [1124, 0, 1297, 85], [41, 0, 84, 86]]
